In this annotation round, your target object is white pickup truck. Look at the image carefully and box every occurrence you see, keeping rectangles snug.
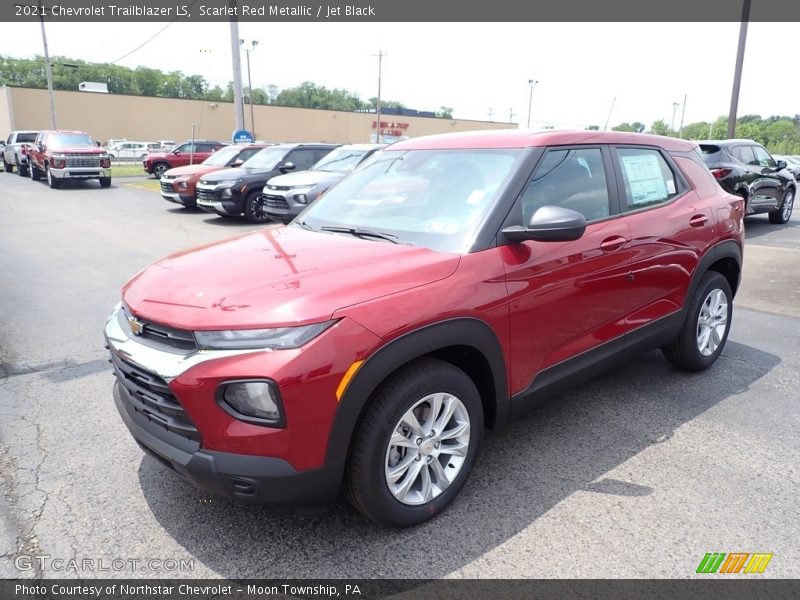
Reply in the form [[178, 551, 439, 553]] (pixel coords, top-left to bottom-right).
[[3, 130, 38, 176]]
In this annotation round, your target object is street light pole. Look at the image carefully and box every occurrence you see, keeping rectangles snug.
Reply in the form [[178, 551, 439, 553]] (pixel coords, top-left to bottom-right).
[[374, 50, 386, 143], [527, 79, 538, 129], [671, 102, 679, 132], [727, 0, 751, 138], [240, 39, 259, 138], [38, 0, 57, 129], [228, 14, 245, 133]]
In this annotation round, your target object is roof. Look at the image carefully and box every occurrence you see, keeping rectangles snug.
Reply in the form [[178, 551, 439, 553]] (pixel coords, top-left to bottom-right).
[[389, 129, 698, 152], [694, 139, 757, 147]]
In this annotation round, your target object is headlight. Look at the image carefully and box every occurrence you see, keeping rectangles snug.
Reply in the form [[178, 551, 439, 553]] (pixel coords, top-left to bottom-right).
[[220, 380, 283, 425], [194, 320, 335, 350]]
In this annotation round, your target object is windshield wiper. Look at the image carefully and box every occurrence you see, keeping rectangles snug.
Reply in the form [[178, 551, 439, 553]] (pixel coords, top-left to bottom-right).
[[320, 226, 400, 244]]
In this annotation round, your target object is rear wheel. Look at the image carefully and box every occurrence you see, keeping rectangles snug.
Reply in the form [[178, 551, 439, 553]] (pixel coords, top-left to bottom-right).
[[769, 188, 794, 224], [3, 159, 12, 173], [662, 271, 732, 371], [243, 191, 270, 223], [152, 162, 169, 178], [17, 163, 28, 177], [347, 358, 483, 527]]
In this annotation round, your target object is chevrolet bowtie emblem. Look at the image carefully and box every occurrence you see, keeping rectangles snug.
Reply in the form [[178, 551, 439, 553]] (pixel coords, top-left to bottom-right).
[[128, 315, 144, 336]]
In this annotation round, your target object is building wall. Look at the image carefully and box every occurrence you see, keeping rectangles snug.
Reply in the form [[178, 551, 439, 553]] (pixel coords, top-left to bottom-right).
[[2, 86, 516, 144], [0, 87, 13, 142]]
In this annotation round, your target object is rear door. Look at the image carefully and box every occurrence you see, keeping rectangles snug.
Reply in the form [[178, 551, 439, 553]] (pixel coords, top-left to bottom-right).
[[501, 145, 633, 392], [612, 145, 712, 327]]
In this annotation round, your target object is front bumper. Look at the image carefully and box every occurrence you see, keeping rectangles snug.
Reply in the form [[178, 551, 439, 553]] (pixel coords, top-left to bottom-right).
[[160, 179, 196, 206], [50, 166, 110, 180], [196, 184, 243, 216], [114, 382, 343, 506]]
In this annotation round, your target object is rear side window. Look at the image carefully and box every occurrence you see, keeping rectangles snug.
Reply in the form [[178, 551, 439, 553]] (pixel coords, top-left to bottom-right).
[[699, 144, 723, 165], [16, 132, 37, 143], [733, 145, 755, 165], [520, 147, 611, 223], [616, 148, 680, 210]]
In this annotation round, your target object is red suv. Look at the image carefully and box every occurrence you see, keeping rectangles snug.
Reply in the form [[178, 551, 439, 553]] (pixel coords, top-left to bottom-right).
[[143, 140, 226, 178], [106, 130, 744, 526]]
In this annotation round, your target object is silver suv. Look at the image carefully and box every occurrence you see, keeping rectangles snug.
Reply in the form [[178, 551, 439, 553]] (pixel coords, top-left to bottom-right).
[[3, 130, 38, 176]]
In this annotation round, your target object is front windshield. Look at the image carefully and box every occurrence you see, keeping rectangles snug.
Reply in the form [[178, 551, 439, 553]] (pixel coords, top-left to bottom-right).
[[312, 147, 372, 173], [49, 134, 94, 149], [297, 148, 523, 253], [202, 145, 241, 167], [242, 147, 288, 170]]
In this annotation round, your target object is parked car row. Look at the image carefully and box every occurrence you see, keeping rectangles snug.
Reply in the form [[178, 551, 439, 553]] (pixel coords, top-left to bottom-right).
[[161, 142, 385, 223]]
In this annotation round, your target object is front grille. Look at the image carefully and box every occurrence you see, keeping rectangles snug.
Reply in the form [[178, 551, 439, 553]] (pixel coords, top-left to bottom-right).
[[65, 154, 101, 168], [264, 194, 289, 210], [160, 180, 175, 194], [196, 187, 216, 203], [122, 306, 198, 351], [110, 352, 199, 442]]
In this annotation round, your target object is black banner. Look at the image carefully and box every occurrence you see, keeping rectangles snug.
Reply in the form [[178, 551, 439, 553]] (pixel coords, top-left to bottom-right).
[[1, 580, 799, 600], [2, 0, 798, 23]]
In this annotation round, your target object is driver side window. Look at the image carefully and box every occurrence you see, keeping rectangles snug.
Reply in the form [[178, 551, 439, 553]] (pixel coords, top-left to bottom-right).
[[519, 148, 610, 223]]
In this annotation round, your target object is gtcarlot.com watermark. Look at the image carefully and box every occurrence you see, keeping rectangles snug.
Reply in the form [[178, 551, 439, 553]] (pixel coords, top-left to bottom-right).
[[14, 554, 194, 573]]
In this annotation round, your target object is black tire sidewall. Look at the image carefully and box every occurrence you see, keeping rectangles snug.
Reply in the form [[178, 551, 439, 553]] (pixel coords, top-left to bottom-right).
[[350, 361, 483, 527], [681, 272, 733, 370]]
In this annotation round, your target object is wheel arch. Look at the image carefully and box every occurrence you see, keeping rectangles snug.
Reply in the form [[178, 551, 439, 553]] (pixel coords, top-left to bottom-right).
[[325, 318, 509, 466], [687, 240, 742, 303]]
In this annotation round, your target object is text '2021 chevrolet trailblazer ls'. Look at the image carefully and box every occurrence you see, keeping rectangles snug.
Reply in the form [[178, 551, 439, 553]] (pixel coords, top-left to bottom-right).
[[105, 130, 744, 527]]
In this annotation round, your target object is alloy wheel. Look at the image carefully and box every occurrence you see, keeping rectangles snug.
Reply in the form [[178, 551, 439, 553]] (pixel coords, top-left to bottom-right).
[[696, 288, 728, 357]]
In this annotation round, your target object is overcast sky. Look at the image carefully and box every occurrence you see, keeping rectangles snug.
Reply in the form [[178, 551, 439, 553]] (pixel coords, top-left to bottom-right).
[[1, 21, 798, 129]]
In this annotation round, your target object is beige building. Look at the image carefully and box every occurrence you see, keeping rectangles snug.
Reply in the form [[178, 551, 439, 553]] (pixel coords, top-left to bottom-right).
[[0, 86, 516, 144]]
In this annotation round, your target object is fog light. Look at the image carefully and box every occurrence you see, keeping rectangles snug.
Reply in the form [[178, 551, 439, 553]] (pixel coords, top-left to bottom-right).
[[221, 187, 233, 198], [294, 194, 307, 204], [221, 381, 283, 424]]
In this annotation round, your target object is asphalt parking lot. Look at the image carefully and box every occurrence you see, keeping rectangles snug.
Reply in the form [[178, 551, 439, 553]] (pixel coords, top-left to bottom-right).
[[0, 174, 798, 579]]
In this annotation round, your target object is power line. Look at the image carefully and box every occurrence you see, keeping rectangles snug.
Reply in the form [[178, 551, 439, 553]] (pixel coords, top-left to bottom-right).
[[109, 0, 198, 64]]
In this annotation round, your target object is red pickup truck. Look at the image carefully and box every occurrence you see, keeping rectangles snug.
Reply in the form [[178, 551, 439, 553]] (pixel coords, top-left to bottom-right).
[[144, 140, 226, 178], [26, 130, 111, 189]]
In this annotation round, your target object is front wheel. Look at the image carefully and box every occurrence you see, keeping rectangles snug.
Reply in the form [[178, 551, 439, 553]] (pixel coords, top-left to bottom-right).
[[243, 192, 271, 223], [152, 162, 169, 178], [662, 271, 732, 371], [99, 177, 111, 188], [30, 162, 41, 181], [46, 165, 61, 188], [347, 358, 483, 527], [768, 188, 794, 224]]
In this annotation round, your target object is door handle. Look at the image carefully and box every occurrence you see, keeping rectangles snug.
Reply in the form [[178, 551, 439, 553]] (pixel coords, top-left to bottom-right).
[[689, 214, 709, 227], [599, 236, 628, 252]]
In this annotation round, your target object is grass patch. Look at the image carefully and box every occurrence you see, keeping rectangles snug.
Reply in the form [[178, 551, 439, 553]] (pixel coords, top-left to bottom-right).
[[112, 164, 149, 177], [124, 180, 161, 193]]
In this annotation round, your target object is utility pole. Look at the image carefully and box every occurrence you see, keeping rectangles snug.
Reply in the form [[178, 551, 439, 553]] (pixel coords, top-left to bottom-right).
[[527, 79, 538, 128], [509, 108, 515, 123], [727, 0, 751, 138], [603, 96, 617, 131], [240, 39, 259, 137], [228, 4, 245, 134], [488, 108, 494, 122], [671, 102, 679, 132], [679, 94, 687, 138], [374, 50, 386, 143], [38, 0, 57, 129]]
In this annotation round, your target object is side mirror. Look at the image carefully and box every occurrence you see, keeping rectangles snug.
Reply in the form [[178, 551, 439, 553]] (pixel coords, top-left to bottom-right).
[[279, 161, 296, 174], [775, 159, 787, 170], [502, 205, 587, 243], [232, 159, 244, 167]]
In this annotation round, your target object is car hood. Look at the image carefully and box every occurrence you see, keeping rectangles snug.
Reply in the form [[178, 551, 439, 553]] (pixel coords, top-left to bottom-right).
[[198, 167, 270, 183], [123, 226, 460, 330], [267, 170, 343, 188], [53, 147, 105, 154], [164, 164, 219, 178]]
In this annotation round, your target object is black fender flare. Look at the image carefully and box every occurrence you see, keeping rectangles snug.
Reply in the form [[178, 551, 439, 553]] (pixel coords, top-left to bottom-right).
[[324, 318, 509, 465], [686, 240, 742, 303]]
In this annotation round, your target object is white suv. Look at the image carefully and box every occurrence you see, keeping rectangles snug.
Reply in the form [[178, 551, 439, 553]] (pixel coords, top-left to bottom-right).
[[3, 130, 38, 176]]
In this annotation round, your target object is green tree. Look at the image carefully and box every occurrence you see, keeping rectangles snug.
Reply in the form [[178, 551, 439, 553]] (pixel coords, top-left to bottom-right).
[[436, 106, 454, 119], [648, 119, 672, 136], [585, 125, 600, 130]]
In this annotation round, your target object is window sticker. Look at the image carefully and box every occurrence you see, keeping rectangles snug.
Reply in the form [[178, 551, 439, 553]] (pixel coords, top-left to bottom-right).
[[620, 153, 668, 204]]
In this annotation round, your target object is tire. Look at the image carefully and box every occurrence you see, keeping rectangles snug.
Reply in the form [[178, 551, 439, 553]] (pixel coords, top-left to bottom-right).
[[30, 162, 41, 181], [347, 358, 483, 527], [3, 159, 12, 173], [152, 162, 169, 178], [17, 163, 28, 177], [46, 164, 61, 189], [768, 188, 794, 225], [99, 177, 111, 188], [243, 192, 271, 223], [662, 271, 732, 371]]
